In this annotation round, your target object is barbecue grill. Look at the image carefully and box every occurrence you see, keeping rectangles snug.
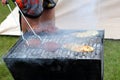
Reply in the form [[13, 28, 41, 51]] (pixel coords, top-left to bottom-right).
[[3, 30, 104, 80]]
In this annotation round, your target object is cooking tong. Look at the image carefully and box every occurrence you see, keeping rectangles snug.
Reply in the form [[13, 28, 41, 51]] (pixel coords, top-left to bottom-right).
[[6, 0, 42, 46]]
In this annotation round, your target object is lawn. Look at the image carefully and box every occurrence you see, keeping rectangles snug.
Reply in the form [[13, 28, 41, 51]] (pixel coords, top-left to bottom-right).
[[0, 1, 120, 80]]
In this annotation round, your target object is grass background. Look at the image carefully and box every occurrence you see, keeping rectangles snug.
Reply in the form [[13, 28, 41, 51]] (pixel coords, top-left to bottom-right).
[[0, 1, 120, 80]]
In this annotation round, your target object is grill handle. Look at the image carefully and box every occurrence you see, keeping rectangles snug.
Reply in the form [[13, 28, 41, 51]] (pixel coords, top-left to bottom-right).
[[7, 4, 29, 45], [14, 2, 42, 41]]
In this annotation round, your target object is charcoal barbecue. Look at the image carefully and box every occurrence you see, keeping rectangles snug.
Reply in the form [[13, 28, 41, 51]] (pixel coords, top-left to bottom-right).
[[3, 1, 104, 80], [3, 30, 104, 80]]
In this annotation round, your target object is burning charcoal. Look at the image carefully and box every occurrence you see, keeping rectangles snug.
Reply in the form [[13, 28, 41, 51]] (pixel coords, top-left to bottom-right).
[[93, 43, 97, 48], [77, 52, 83, 58], [82, 55, 86, 59], [90, 52, 95, 58], [69, 52, 75, 58], [95, 49, 101, 55], [97, 44, 101, 50]]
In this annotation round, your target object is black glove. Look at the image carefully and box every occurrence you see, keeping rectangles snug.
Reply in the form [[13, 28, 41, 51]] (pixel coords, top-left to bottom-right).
[[43, 0, 58, 9]]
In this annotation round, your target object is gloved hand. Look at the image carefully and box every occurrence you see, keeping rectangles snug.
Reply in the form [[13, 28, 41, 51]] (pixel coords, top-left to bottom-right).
[[16, 0, 44, 18], [1, 0, 58, 18], [43, 0, 58, 9], [19, 0, 58, 18]]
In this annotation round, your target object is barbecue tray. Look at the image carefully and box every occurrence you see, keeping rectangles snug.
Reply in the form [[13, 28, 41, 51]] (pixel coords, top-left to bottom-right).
[[3, 30, 104, 80]]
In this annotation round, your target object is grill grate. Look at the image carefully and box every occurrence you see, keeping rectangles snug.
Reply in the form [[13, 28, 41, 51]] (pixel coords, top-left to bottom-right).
[[7, 30, 104, 59]]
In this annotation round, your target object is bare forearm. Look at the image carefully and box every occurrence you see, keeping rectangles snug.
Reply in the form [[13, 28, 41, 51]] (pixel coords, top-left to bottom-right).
[[39, 8, 55, 23], [38, 8, 57, 33]]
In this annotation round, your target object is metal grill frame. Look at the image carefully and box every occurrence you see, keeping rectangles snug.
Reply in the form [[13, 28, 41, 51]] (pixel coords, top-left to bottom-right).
[[3, 30, 104, 80], [5, 30, 104, 59]]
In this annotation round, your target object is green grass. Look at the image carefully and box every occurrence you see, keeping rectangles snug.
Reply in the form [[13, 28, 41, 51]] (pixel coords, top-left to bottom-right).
[[0, 1, 120, 80], [0, 36, 18, 80], [0, 4, 9, 23], [0, 1, 18, 80], [0, 1, 15, 23], [104, 40, 120, 80]]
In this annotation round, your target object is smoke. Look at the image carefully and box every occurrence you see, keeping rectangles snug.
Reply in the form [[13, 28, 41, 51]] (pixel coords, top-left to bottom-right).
[[86, 0, 98, 30], [79, 0, 98, 30]]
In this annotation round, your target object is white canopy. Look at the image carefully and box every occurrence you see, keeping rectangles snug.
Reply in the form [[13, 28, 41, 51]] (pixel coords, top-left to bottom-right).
[[0, 0, 120, 39]]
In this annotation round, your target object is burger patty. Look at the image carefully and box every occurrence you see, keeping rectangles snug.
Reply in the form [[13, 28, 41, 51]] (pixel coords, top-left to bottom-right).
[[25, 38, 41, 47], [42, 41, 61, 52]]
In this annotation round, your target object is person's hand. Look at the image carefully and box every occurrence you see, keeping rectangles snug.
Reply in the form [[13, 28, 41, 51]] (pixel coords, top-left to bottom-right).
[[1, 0, 7, 5]]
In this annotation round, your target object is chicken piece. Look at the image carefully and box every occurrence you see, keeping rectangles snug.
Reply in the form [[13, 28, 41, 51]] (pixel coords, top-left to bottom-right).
[[63, 43, 94, 52]]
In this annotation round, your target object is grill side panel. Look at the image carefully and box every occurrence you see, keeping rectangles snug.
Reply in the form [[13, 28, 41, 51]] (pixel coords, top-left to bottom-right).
[[4, 58, 101, 80]]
